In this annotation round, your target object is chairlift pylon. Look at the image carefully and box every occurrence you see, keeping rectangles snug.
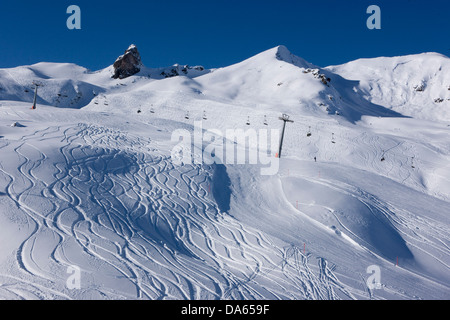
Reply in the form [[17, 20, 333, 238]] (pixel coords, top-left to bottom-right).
[[277, 114, 294, 159], [30, 81, 43, 110], [307, 126, 312, 137], [185, 111, 190, 120], [203, 110, 207, 120], [331, 133, 336, 143], [246, 116, 251, 126], [264, 115, 268, 126]]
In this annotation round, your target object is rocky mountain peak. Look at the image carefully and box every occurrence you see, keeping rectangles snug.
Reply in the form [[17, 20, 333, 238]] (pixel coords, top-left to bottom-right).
[[112, 44, 143, 79]]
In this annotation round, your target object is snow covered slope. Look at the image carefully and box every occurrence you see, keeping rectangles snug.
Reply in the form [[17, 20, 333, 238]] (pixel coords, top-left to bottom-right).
[[3, 46, 448, 123], [0, 63, 103, 109], [0, 57, 210, 110], [1, 46, 406, 123], [192, 46, 404, 122], [0, 46, 449, 300], [327, 53, 450, 122]]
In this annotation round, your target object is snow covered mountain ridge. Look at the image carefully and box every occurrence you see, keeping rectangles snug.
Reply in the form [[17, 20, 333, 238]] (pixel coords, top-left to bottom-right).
[[327, 52, 450, 122], [0, 45, 449, 122]]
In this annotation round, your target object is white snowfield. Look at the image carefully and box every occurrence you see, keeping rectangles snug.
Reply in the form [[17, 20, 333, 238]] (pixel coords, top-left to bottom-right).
[[0, 46, 449, 300]]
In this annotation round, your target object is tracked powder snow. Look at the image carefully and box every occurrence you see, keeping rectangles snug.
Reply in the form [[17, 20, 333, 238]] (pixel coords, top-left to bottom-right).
[[0, 46, 449, 300]]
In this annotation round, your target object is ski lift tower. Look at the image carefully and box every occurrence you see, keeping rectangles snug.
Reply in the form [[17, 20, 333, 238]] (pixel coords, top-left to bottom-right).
[[31, 81, 42, 110], [278, 113, 294, 158]]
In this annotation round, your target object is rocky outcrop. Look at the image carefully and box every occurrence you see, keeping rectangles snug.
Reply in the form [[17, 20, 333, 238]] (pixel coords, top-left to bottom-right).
[[112, 44, 143, 79], [160, 64, 206, 78], [414, 83, 426, 92], [303, 68, 331, 86]]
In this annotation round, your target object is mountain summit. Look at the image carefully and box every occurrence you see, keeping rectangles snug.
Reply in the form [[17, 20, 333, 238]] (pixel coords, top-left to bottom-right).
[[274, 45, 312, 69], [112, 44, 143, 79]]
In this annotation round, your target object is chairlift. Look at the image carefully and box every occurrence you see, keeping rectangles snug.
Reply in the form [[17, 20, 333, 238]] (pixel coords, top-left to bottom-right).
[[264, 115, 268, 126], [185, 111, 190, 120], [411, 156, 415, 168], [246, 116, 251, 126], [203, 111, 207, 120], [307, 126, 312, 137], [331, 133, 336, 143]]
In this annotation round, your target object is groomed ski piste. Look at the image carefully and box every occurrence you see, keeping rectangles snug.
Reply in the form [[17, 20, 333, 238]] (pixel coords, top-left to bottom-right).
[[0, 46, 449, 300]]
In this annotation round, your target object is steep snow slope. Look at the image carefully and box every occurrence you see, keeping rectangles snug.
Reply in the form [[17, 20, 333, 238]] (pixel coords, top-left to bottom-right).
[[327, 53, 450, 122], [192, 46, 403, 122]]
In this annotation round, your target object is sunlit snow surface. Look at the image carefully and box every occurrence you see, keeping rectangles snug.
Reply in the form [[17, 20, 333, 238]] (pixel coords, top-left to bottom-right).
[[0, 47, 449, 300]]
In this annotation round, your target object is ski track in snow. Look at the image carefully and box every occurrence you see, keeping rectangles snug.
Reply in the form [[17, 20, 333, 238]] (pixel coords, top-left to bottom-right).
[[0, 124, 351, 300]]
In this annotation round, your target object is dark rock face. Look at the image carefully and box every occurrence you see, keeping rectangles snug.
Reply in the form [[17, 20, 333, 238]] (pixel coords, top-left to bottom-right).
[[112, 44, 142, 79], [303, 68, 331, 86]]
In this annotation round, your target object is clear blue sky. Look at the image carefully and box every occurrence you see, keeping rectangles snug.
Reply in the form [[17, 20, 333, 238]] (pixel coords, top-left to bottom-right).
[[0, 0, 449, 70]]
